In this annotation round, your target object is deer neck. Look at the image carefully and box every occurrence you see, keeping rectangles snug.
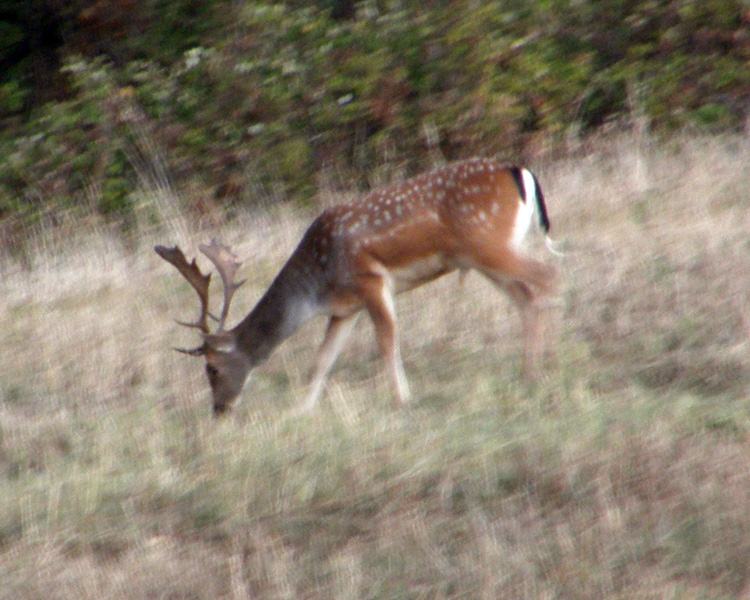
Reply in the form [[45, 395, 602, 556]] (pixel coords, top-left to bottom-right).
[[233, 260, 323, 365]]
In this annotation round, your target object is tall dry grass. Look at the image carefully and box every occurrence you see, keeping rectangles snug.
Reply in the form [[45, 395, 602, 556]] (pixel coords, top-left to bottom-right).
[[1, 133, 748, 599]]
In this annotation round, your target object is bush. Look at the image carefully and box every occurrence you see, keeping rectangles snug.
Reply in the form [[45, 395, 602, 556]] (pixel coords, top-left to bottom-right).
[[1, 0, 749, 234]]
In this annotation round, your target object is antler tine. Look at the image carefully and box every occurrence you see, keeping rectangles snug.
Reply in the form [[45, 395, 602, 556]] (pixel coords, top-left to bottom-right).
[[198, 239, 246, 332], [154, 245, 216, 334], [174, 344, 208, 356]]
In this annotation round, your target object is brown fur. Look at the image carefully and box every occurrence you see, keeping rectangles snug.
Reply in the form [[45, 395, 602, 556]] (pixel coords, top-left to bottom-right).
[[157, 159, 557, 415]]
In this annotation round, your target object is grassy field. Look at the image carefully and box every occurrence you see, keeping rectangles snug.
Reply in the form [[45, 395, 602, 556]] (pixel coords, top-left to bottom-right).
[[1, 134, 749, 599]]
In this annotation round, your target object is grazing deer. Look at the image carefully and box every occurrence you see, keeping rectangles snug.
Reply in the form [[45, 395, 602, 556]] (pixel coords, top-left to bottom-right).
[[156, 158, 558, 415]]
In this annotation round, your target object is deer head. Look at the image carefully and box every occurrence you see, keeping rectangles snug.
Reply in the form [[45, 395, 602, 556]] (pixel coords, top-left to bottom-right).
[[155, 240, 250, 415]]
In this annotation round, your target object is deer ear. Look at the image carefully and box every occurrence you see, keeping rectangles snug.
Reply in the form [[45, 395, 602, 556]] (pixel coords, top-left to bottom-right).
[[205, 332, 236, 353]]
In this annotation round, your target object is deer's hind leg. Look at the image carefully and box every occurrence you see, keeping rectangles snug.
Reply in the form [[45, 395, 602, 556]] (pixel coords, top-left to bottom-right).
[[470, 248, 556, 380]]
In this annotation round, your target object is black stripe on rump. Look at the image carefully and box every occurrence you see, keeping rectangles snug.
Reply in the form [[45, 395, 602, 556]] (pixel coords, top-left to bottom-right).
[[509, 166, 525, 202], [531, 172, 551, 234]]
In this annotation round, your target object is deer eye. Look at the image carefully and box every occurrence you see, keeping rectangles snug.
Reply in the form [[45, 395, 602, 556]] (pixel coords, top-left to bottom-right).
[[206, 364, 219, 380]]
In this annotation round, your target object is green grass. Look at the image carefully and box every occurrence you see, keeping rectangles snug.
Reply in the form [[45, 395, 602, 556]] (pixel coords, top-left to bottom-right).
[[1, 134, 749, 599]]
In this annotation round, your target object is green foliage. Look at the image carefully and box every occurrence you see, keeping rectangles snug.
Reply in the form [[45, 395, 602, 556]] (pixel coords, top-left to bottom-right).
[[0, 81, 26, 116], [0, 58, 135, 234], [1, 0, 749, 232]]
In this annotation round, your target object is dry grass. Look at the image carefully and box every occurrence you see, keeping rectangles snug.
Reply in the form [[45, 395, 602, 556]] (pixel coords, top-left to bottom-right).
[[1, 134, 749, 599]]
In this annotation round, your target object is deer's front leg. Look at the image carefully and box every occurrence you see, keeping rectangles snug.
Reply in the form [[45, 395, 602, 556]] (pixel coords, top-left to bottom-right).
[[361, 273, 411, 407], [301, 313, 360, 412]]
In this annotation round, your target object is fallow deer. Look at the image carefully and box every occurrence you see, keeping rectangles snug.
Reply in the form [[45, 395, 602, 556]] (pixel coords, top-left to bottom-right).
[[156, 158, 558, 415]]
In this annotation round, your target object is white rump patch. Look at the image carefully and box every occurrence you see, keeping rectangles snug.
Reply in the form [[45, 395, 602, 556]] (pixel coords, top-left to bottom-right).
[[511, 168, 537, 249], [521, 168, 537, 207]]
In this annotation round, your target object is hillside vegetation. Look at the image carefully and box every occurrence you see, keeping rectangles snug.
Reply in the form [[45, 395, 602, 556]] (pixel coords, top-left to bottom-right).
[[1, 133, 749, 598], [1, 2, 749, 598], [1, 0, 750, 249]]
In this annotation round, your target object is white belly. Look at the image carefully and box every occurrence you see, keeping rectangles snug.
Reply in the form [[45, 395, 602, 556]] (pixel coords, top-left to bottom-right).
[[389, 254, 453, 293]]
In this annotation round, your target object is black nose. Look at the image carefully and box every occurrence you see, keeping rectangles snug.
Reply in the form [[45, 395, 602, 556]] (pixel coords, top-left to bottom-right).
[[213, 404, 229, 416]]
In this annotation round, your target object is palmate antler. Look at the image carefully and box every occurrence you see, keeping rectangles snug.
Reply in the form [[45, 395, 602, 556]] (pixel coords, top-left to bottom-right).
[[155, 240, 245, 354], [154, 245, 214, 334], [198, 240, 246, 332]]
